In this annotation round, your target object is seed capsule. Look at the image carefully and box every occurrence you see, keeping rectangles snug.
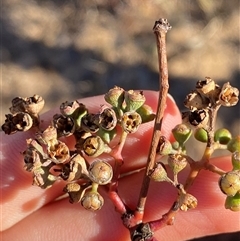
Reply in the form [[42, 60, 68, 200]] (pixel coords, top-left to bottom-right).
[[184, 90, 209, 110], [148, 162, 168, 182], [83, 136, 105, 157], [98, 106, 117, 131], [23, 94, 45, 115], [60, 100, 81, 116], [219, 170, 240, 196], [168, 154, 187, 175], [81, 113, 99, 133], [124, 90, 146, 111], [88, 160, 113, 185], [104, 86, 125, 108], [157, 136, 173, 155], [219, 82, 239, 107], [121, 111, 142, 133], [180, 193, 198, 211], [81, 191, 104, 211]]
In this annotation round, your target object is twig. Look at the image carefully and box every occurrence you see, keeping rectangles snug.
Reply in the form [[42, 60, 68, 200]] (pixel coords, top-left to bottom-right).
[[134, 18, 172, 221]]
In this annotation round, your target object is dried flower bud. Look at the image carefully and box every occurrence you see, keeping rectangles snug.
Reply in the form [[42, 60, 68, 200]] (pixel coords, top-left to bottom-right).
[[194, 128, 208, 143], [121, 111, 142, 134], [184, 90, 209, 110], [23, 95, 45, 115], [214, 128, 232, 145], [63, 182, 83, 203], [60, 100, 82, 116], [219, 170, 240, 196], [53, 114, 75, 137], [98, 106, 117, 131], [83, 136, 105, 157], [183, 109, 209, 128], [225, 192, 240, 211], [47, 140, 70, 164], [1, 112, 33, 134], [125, 90, 146, 111], [219, 82, 239, 107], [104, 86, 125, 108], [172, 124, 192, 145], [136, 104, 155, 123], [60, 154, 88, 181], [180, 193, 198, 211], [227, 136, 240, 153], [168, 154, 187, 175], [148, 162, 168, 182], [81, 113, 99, 133], [88, 160, 113, 185], [232, 151, 240, 170], [157, 136, 173, 155], [81, 191, 104, 211]]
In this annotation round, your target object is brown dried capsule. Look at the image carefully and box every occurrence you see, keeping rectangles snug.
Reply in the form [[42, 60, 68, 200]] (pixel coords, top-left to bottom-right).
[[47, 140, 70, 164], [60, 154, 88, 181], [196, 77, 216, 96], [36, 126, 58, 145], [121, 111, 142, 134], [9, 97, 26, 114], [81, 113, 99, 133], [180, 193, 198, 211], [63, 182, 82, 203], [60, 100, 81, 116], [219, 82, 239, 107], [53, 114, 75, 137], [81, 191, 104, 211], [98, 106, 117, 131], [83, 136, 105, 157], [88, 160, 113, 185], [219, 170, 240, 196], [184, 90, 209, 110], [1, 112, 33, 134], [184, 109, 209, 128], [32, 165, 57, 189], [23, 94, 45, 115], [23, 145, 44, 172]]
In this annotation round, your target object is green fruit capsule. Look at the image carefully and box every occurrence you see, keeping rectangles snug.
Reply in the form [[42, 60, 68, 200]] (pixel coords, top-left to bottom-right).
[[194, 128, 208, 143], [227, 136, 240, 153], [172, 124, 192, 145], [219, 170, 240, 196], [225, 192, 240, 211], [232, 151, 240, 170], [214, 128, 232, 145]]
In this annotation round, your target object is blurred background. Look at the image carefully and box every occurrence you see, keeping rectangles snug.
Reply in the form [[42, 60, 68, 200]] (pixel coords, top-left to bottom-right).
[[1, 0, 239, 240]]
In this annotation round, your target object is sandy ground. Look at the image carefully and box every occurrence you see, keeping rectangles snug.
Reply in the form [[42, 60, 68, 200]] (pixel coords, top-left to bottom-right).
[[1, 0, 240, 240]]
